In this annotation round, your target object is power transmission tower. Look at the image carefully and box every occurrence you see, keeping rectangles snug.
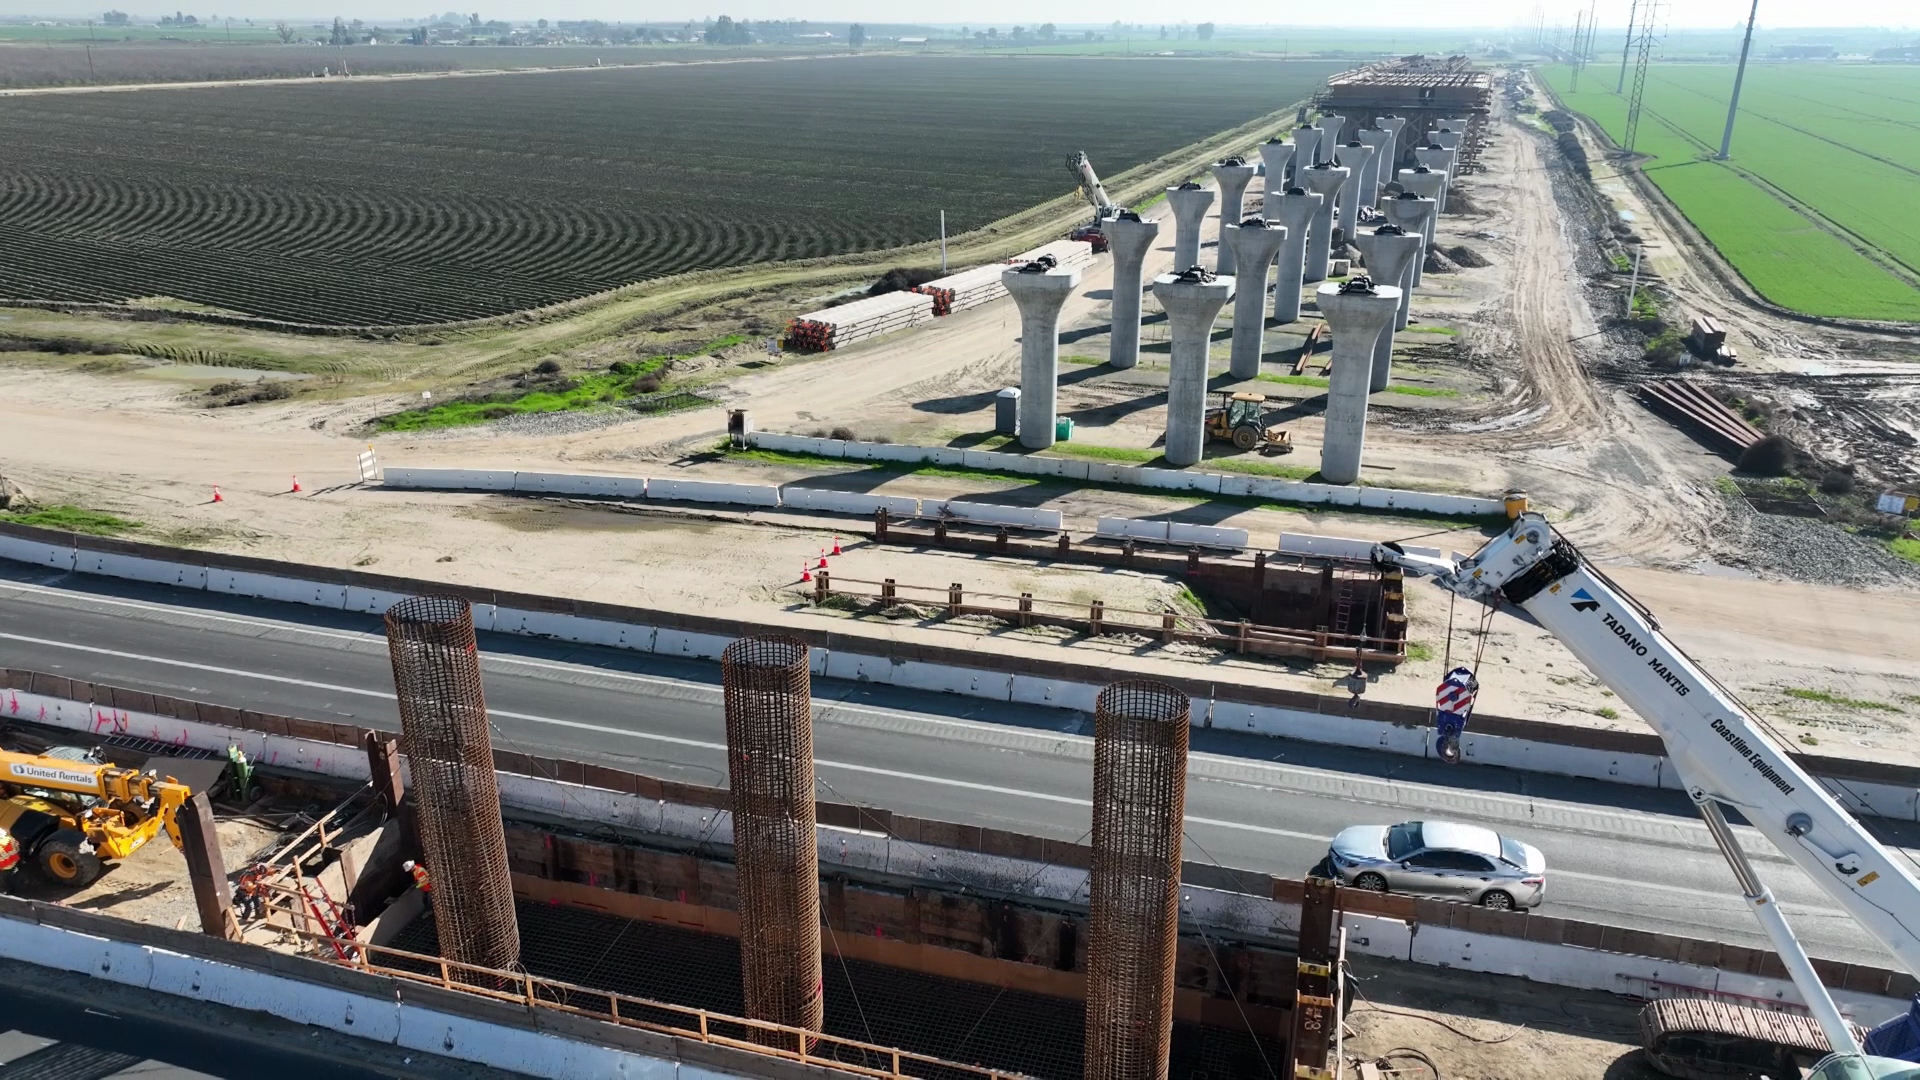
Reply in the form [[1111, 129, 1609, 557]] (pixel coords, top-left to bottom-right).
[[1616, 0, 1640, 93], [1718, 0, 1761, 159], [1622, 0, 1663, 153], [1570, 10, 1586, 89]]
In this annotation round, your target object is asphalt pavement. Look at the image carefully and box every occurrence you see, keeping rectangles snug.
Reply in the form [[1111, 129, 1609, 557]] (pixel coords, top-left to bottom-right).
[[1, 561, 1913, 970]]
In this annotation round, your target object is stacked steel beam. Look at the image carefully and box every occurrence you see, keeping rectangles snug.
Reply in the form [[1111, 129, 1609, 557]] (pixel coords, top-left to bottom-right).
[[1638, 379, 1763, 456], [383, 595, 520, 983], [1085, 679, 1191, 1080]]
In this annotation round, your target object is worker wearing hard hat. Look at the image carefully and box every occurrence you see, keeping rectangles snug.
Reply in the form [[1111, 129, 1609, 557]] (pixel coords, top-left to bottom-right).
[[0, 827, 19, 894], [403, 859, 432, 900]]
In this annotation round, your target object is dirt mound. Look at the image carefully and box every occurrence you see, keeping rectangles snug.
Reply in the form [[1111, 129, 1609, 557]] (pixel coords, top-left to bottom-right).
[[867, 267, 943, 296], [1423, 246, 1459, 274], [1446, 244, 1492, 268]]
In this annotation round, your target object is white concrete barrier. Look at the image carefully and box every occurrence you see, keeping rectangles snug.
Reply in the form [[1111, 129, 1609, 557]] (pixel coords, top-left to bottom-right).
[[75, 551, 207, 590], [1279, 532, 1377, 560], [645, 478, 781, 508], [779, 487, 919, 518], [0, 533, 75, 571], [921, 500, 1064, 531], [382, 467, 516, 492], [1168, 523, 1250, 549], [511, 472, 647, 499], [1095, 517, 1170, 541]]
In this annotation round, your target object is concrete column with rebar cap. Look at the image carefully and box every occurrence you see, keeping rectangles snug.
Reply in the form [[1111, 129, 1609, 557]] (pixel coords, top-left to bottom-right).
[[1316, 114, 1345, 160], [1292, 124, 1321, 174], [1105, 211, 1158, 371], [1222, 219, 1287, 379], [1377, 115, 1408, 181], [1383, 189, 1436, 288], [1412, 147, 1454, 213], [1165, 182, 1214, 272], [1151, 266, 1234, 467], [1258, 137, 1296, 197], [1002, 256, 1082, 450], [1264, 187, 1320, 323], [1431, 127, 1462, 152], [1333, 140, 1375, 245], [1299, 161, 1349, 284], [1357, 128, 1391, 207], [1210, 157, 1258, 275], [1348, 225, 1422, 391], [1317, 275, 1400, 484]]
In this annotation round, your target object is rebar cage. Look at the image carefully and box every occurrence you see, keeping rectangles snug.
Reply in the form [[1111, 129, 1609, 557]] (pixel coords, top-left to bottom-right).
[[721, 636, 824, 1039], [1085, 680, 1192, 1080], [384, 595, 520, 979]]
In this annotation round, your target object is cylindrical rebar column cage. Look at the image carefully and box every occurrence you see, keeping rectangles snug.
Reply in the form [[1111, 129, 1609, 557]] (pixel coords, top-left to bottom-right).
[[1084, 680, 1191, 1080], [383, 595, 521, 980], [721, 636, 824, 1043]]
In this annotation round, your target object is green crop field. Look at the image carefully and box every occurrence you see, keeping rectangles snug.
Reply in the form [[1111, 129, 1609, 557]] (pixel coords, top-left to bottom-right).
[[0, 56, 1338, 327], [1541, 63, 1920, 322]]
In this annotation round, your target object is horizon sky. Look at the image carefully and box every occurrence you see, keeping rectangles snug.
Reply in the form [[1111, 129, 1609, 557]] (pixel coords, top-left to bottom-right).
[[4, 0, 1913, 31]]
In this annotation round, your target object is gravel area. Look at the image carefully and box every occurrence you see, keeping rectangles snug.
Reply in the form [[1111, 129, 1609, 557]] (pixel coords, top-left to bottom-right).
[[1711, 494, 1920, 589]]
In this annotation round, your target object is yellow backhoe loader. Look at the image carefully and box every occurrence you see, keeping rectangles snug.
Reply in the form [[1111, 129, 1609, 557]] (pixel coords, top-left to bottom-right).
[[0, 748, 192, 888], [1205, 391, 1293, 453]]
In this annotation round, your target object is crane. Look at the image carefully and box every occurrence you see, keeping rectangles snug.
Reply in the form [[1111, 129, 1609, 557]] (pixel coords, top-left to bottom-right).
[[1063, 151, 1117, 253], [0, 747, 192, 888], [1373, 512, 1920, 1078]]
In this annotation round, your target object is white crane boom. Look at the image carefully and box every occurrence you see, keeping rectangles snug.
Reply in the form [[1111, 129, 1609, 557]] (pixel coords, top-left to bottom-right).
[[1377, 512, 1920, 1063], [1065, 151, 1117, 220]]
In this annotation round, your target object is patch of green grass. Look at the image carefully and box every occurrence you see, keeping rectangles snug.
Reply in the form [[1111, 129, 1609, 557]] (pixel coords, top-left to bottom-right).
[[1610, 252, 1633, 273], [1047, 443, 1161, 463], [1889, 534, 1920, 565], [1783, 687, 1903, 712], [1406, 325, 1459, 336], [375, 343, 724, 432], [1594, 706, 1620, 720], [1384, 384, 1458, 398], [1208, 457, 1318, 480], [1255, 373, 1329, 388], [1405, 642, 1434, 663], [1253, 372, 1456, 398], [1063, 355, 1106, 366], [2, 504, 141, 536]]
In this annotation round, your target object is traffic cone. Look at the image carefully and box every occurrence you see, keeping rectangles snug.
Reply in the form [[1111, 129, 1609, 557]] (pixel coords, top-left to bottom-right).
[[816, 553, 829, 570], [800, 562, 813, 583], [290, 476, 302, 493], [211, 486, 224, 504], [831, 536, 843, 556]]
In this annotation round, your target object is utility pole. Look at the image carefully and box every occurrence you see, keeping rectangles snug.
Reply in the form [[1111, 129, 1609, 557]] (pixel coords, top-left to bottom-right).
[[1718, 0, 1760, 160], [1617, 0, 1639, 93], [939, 210, 947, 273]]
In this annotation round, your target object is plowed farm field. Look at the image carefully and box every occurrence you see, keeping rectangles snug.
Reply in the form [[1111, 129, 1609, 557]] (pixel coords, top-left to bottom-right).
[[0, 56, 1336, 327]]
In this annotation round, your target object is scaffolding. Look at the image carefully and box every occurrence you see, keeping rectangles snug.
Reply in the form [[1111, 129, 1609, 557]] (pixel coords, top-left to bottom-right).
[[1315, 55, 1493, 174]]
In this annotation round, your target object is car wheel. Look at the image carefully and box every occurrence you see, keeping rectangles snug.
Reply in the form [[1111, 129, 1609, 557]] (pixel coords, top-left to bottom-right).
[[1480, 890, 1515, 911], [1353, 872, 1388, 892]]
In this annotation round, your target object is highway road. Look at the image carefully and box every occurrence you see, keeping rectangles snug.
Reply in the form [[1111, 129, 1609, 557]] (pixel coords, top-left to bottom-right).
[[1, 562, 1913, 971]]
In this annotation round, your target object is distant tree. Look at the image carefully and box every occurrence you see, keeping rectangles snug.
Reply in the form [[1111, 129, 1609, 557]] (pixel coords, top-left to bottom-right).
[[1197, 21, 1215, 39], [103, 9, 130, 24], [1084, 29, 1095, 40], [1038, 22, 1055, 39], [330, 16, 347, 44], [408, 24, 427, 43], [274, 19, 294, 41], [848, 22, 865, 48], [536, 17, 547, 28], [1011, 25, 1027, 39], [705, 15, 750, 44], [467, 12, 480, 26], [1158, 25, 1168, 39], [985, 26, 997, 38]]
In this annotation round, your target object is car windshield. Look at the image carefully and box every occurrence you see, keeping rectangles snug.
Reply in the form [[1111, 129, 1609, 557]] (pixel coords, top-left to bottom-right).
[[1387, 822, 1422, 860], [1500, 836, 1531, 869]]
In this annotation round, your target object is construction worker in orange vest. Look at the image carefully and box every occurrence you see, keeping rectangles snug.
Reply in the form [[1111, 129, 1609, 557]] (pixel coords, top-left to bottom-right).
[[0, 827, 18, 894], [403, 859, 432, 900]]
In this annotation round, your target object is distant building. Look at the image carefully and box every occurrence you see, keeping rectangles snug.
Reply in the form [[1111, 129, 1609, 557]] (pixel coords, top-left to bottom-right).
[[1871, 45, 1920, 61], [795, 31, 834, 39], [897, 36, 928, 44], [1772, 44, 1837, 59]]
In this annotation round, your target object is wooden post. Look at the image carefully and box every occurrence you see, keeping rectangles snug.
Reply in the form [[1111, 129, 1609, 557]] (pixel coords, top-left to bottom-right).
[[1089, 600, 1103, 637], [948, 583, 962, 617], [814, 569, 829, 605], [934, 518, 948, 544], [881, 578, 896, 604], [1162, 612, 1176, 644], [1290, 878, 1339, 1079], [1056, 533, 1070, 559], [1187, 546, 1201, 574], [1122, 538, 1135, 564], [874, 507, 888, 543], [996, 526, 1010, 553], [1253, 550, 1268, 589], [1238, 620, 1251, 654], [178, 791, 238, 940], [364, 731, 404, 818], [1019, 593, 1033, 628]]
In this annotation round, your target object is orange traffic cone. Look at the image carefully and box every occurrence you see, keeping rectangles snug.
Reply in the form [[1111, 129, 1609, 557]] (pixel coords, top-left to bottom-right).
[[290, 476, 302, 493], [831, 536, 843, 555], [800, 563, 813, 583], [211, 486, 224, 504], [816, 553, 829, 570]]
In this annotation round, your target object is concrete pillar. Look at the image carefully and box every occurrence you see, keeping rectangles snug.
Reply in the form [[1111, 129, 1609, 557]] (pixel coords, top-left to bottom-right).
[[1382, 190, 1436, 288], [1432, 128, 1462, 151], [1378, 116, 1408, 182], [1151, 269, 1234, 467], [1333, 141, 1375, 245], [1316, 115, 1345, 160], [1166, 183, 1215, 272], [1258, 139, 1295, 198], [1412, 148, 1453, 214], [1349, 227, 1422, 391], [1292, 125, 1321, 176], [1357, 128, 1391, 207], [1222, 220, 1288, 379], [1316, 278, 1400, 485], [1210, 159, 1258, 275], [1299, 163, 1349, 284], [1105, 212, 1158, 371], [1003, 261, 1082, 450], [1264, 187, 1320, 324]]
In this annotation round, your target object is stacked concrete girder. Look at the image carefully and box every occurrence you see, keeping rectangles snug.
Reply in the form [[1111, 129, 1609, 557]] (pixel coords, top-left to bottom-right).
[[1083, 679, 1191, 1080], [1357, 128, 1391, 207], [1411, 148, 1454, 214], [1004, 258, 1081, 449], [1210, 158, 1258, 275], [1166, 183, 1214, 272], [1299, 162, 1349, 284], [1223, 219, 1288, 379], [1333, 141, 1375, 245], [1292, 124, 1321, 175], [1258, 138, 1296, 196], [383, 596, 520, 982], [1105, 212, 1158, 371], [1317, 277, 1401, 485], [1383, 190, 1437, 288], [1151, 267, 1234, 468], [1378, 115, 1408, 181], [721, 636, 824, 1045], [1349, 226, 1422, 391], [1264, 187, 1321, 323], [1316, 114, 1345, 160]]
